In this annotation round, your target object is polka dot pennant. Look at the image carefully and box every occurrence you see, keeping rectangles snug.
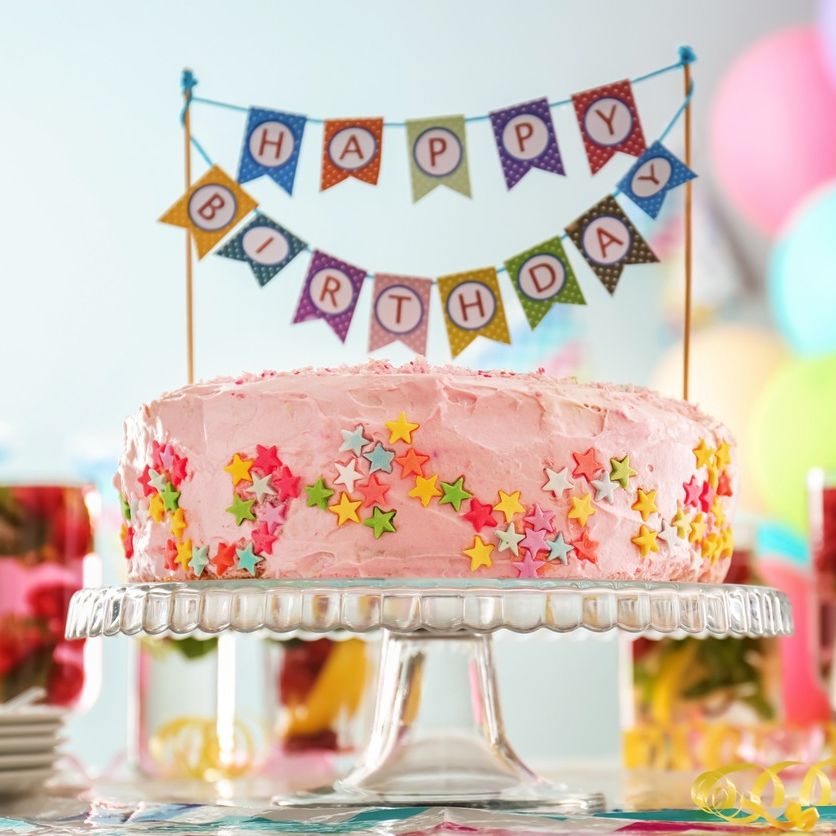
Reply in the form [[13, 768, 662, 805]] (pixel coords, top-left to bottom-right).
[[368, 274, 432, 354], [571, 80, 647, 175], [564, 195, 658, 295], [158, 165, 258, 259], [321, 118, 384, 190], [237, 108, 307, 195], [437, 267, 510, 357], [215, 214, 306, 287], [617, 140, 697, 219], [504, 235, 585, 329], [405, 115, 471, 202]]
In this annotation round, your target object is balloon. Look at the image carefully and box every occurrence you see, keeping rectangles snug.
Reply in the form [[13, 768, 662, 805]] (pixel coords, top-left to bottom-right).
[[749, 355, 836, 533], [819, 0, 836, 86], [710, 27, 836, 236], [650, 324, 791, 513], [769, 182, 836, 356]]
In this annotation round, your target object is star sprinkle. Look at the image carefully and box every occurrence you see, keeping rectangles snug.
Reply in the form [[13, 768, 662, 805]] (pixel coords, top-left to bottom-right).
[[305, 478, 335, 510], [689, 512, 707, 543], [702, 532, 721, 562], [363, 506, 397, 539], [409, 474, 443, 507], [464, 535, 494, 571], [356, 475, 391, 508], [524, 503, 555, 533], [339, 425, 371, 456], [364, 442, 395, 475], [495, 522, 525, 556], [631, 488, 658, 522], [236, 542, 262, 576], [273, 466, 301, 500], [631, 525, 659, 558], [717, 471, 733, 497], [170, 507, 187, 540], [494, 490, 525, 524], [225, 453, 254, 485], [252, 522, 278, 555], [394, 448, 430, 478], [120, 493, 132, 521], [160, 444, 175, 471], [149, 468, 169, 492], [699, 481, 715, 513], [170, 452, 188, 486], [254, 444, 282, 474], [138, 465, 154, 497], [160, 483, 181, 512], [671, 505, 691, 538], [568, 493, 596, 528], [609, 455, 637, 490], [572, 448, 603, 482], [175, 538, 193, 570], [189, 545, 210, 577], [149, 493, 165, 523], [706, 462, 720, 490], [514, 551, 545, 578], [334, 459, 365, 493], [258, 501, 288, 532], [711, 498, 726, 527], [213, 542, 237, 577], [386, 412, 420, 444], [571, 530, 598, 564], [329, 492, 362, 525], [657, 521, 680, 548], [542, 467, 573, 498], [151, 440, 166, 470], [439, 477, 472, 512], [120, 524, 134, 559], [249, 472, 277, 503], [715, 441, 732, 469], [227, 494, 256, 525], [682, 476, 701, 508], [164, 539, 178, 572], [462, 498, 498, 531], [521, 527, 550, 558], [590, 476, 616, 504], [692, 439, 715, 469], [546, 532, 574, 563]]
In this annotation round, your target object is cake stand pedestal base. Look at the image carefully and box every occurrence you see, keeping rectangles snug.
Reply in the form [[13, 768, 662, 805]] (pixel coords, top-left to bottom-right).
[[276, 632, 605, 812]]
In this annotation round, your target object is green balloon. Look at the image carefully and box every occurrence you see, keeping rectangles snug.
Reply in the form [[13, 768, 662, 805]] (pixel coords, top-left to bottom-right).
[[750, 354, 836, 533]]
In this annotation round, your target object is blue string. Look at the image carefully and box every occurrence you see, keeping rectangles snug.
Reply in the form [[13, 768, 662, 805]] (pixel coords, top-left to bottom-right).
[[190, 135, 213, 167]]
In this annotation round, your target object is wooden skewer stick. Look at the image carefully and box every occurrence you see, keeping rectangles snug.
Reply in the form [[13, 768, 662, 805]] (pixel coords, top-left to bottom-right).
[[682, 59, 693, 402], [182, 68, 195, 385]]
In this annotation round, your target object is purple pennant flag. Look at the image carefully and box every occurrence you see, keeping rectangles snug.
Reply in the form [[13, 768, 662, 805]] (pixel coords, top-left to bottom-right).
[[292, 250, 366, 342], [489, 97, 565, 189]]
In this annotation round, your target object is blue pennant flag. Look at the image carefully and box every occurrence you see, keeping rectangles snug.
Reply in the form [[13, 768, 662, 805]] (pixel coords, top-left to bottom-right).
[[215, 214, 306, 287], [617, 141, 696, 219], [237, 108, 306, 194]]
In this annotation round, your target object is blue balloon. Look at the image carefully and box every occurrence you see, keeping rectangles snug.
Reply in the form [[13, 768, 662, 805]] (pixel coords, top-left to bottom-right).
[[768, 184, 836, 356], [756, 520, 809, 568]]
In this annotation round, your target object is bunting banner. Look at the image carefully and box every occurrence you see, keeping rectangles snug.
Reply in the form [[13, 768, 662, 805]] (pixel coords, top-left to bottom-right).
[[368, 274, 432, 354], [617, 140, 697, 219], [437, 268, 510, 357], [504, 236, 585, 329], [565, 195, 659, 294], [489, 98, 565, 189], [215, 214, 306, 286], [321, 118, 384, 190], [237, 108, 306, 194], [572, 80, 646, 174], [292, 250, 366, 342], [159, 165, 258, 258], [406, 116, 471, 202]]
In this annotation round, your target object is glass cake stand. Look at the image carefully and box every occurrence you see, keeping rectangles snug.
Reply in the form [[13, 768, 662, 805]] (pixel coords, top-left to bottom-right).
[[66, 579, 792, 812]]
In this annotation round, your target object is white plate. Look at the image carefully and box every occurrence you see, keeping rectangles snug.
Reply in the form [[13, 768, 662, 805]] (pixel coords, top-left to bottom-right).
[[0, 735, 61, 754], [0, 707, 65, 726], [0, 768, 53, 797], [0, 752, 59, 770]]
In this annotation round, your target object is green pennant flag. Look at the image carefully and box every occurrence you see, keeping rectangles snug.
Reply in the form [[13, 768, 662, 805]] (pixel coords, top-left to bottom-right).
[[405, 115, 471, 202]]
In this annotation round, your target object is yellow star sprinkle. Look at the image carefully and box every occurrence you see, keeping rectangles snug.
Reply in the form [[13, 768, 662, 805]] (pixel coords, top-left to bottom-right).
[[706, 462, 720, 490], [494, 490, 525, 523], [463, 535, 494, 572], [224, 453, 254, 485], [175, 538, 193, 569], [329, 492, 362, 526], [689, 512, 707, 543], [149, 493, 165, 523], [711, 498, 726, 527], [409, 474, 442, 507], [715, 440, 732, 469], [719, 527, 735, 559], [568, 492, 596, 528], [170, 507, 187, 541], [692, 439, 715, 469], [386, 411, 420, 444], [702, 532, 721, 562], [671, 505, 691, 538], [631, 524, 659, 558], [631, 488, 658, 522]]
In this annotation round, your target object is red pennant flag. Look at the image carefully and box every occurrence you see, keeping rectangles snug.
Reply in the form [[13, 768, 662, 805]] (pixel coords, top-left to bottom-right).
[[321, 118, 384, 190]]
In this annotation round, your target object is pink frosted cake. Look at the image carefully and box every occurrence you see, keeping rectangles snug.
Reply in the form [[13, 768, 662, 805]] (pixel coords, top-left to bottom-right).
[[116, 361, 736, 583]]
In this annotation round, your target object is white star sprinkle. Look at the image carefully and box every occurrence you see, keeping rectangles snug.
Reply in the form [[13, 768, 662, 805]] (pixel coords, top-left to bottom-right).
[[542, 467, 573, 498], [334, 458, 364, 493], [495, 522, 525, 556], [249, 472, 276, 503], [590, 476, 616, 504]]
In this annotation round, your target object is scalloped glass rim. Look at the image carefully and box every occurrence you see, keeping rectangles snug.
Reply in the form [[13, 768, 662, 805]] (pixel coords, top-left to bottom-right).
[[65, 579, 792, 639]]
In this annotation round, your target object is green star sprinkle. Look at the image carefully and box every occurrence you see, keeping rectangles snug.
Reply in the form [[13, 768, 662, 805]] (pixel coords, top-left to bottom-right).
[[120, 493, 131, 521], [189, 545, 210, 577], [160, 483, 181, 512], [363, 506, 397, 539], [235, 542, 261, 575], [227, 494, 256, 525], [609, 455, 637, 490], [306, 477, 335, 510], [439, 477, 472, 512], [364, 442, 395, 474]]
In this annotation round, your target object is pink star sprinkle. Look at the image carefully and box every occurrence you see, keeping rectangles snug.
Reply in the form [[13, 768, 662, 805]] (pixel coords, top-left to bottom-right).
[[682, 476, 701, 508], [258, 502, 288, 533], [524, 503, 555, 533], [521, 527, 550, 557], [514, 551, 545, 578]]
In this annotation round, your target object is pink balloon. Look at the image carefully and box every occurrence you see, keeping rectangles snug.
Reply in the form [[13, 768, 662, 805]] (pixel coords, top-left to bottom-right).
[[710, 26, 836, 236]]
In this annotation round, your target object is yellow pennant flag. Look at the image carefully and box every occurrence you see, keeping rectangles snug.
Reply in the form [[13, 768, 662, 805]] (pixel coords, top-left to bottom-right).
[[437, 267, 510, 357], [159, 165, 258, 258]]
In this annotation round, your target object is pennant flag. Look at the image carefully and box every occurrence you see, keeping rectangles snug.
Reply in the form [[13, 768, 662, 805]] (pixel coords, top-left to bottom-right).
[[405, 116, 471, 202], [617, 141, 697, 219], [159, 165, 258, 259], [369, 274, 432, 354], [292, 250, 366, 342], [572, 80, 646, 174], [437, 267, 510, 357], [215, 214, 306, 287], [504, 236, 585, 329], [489, 98, 565, 189], [321, 118, 384, 190], [565, 196, 659, 294], [237, 108, 306, 194]]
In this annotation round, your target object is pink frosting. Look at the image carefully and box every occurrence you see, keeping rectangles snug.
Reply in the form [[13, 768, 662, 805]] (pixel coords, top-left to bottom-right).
[[116, 359, 736, 583]]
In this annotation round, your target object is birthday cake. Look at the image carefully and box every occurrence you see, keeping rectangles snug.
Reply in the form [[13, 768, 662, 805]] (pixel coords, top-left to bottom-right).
[[116, 360, 736, 583]]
